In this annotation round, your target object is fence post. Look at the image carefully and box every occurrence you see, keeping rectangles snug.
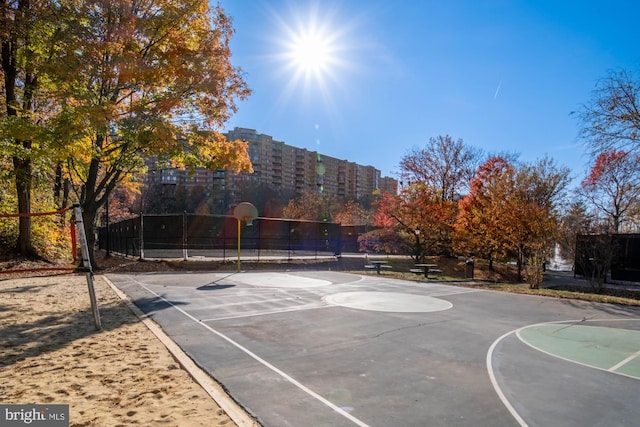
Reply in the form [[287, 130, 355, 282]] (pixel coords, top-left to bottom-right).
[[288, 220, 293, 261], [183, 211, 188, 261], [139, 214, 145, 260], [222, 218, 226, 261]]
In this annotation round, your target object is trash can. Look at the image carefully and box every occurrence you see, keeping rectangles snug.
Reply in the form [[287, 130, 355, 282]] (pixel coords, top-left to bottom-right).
[[465, 259, 474, 279]]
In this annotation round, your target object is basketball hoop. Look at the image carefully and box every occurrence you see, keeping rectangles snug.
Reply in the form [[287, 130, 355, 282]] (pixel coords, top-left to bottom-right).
[[233, 202, 258, 226], [232, 202, 258, 271]]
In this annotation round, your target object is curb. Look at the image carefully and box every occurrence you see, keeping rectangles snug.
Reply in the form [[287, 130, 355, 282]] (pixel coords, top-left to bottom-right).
[[101, 275, 260, 427]]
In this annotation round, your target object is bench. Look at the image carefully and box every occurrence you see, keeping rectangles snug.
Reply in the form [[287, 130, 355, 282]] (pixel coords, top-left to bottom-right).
[[364, 263, 392, 274], [410, 265, 442, 278]]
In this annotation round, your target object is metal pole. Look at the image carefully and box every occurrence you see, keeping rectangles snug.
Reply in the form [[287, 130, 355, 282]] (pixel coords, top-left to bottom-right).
[[183, 211, 188, 261], [73, 204, 101, 331], [237, 218, 241, 272], [139, 214, 144, 260]]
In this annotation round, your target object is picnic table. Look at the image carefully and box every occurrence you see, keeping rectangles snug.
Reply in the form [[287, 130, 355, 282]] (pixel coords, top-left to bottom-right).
[[364, 260, 392, 275], [410, 263, 441, 278]]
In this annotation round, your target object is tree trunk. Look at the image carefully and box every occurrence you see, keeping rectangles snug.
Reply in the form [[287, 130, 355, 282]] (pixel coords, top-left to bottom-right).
[[516, 244, 524, 282], [81, 155, 121, 269], [3, 3, 38, 258], [53, 163, 71, 227], [13, 154, 37, 257]]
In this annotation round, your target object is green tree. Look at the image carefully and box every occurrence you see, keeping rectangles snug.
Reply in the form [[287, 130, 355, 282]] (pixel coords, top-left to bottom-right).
[[1, 0, 60, 256]]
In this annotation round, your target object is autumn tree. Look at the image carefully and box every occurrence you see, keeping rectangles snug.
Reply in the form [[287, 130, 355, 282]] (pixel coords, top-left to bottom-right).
[[102, 184, 137, 223], [576, 68, 640, 156], [281, 189, 339, 221], [512, 158, 570, 286], [364, 185, 457, 261], [399, 135, 481, 201], [334, 199, 371, 225], [380, 134, 480, 258], [454, 156, 569, 286], [578, 150, 640, 233], [44, 0, 252, 265], [454, 156, 514, 268]]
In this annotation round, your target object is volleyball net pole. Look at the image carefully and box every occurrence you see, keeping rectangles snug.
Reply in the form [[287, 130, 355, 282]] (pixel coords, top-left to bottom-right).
[[73, 203, 102, 330]]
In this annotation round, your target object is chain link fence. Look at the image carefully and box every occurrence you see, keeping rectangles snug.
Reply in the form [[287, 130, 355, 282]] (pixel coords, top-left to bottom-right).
[[99, 214, 368, 261]]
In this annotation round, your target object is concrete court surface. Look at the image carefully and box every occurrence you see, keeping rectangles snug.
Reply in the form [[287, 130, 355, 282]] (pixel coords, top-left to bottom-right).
[[107, 271, 640, 427]]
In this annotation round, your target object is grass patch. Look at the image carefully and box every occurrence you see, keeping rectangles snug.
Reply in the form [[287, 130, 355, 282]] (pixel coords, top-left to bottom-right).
[[452, 282, 640, 307], [352, 256, 640, 307]]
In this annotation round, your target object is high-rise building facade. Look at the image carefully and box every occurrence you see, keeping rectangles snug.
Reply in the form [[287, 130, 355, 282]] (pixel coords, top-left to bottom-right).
[[225, 127, 392, 202], [145, 127, 396, 213]]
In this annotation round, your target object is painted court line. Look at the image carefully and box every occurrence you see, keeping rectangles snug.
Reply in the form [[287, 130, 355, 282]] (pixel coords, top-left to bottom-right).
[[200, 304, 334, 322], [609, 350, 640, 372], [488, 318, 639, 427], [486, 329, 530, 427], [125, 275, 371, 427], [515, 319, 640, 380]]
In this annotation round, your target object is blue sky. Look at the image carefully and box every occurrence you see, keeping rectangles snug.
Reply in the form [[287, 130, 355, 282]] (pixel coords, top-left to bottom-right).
[[218, 0, 639, 185]]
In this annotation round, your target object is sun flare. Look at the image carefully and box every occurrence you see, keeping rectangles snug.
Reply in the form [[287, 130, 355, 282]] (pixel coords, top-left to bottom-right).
[[288, 31, 333, 76], [265, 2, 362, 117], [269, 3, 352, 92]]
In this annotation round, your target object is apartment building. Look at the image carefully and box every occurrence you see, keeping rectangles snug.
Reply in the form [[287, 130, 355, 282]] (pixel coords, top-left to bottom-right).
[[225, 127, 392, 200], [145, 127, 396, 213], [379, 176, 399, 195]]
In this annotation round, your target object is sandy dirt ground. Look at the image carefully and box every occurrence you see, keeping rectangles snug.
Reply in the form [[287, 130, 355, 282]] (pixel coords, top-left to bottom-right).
[[0, 273, 238, 427]]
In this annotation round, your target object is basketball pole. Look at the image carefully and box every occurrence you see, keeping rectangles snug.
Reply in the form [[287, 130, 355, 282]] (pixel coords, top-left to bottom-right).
[[233, 202, 258, 273], [237, 217, 241, 272]]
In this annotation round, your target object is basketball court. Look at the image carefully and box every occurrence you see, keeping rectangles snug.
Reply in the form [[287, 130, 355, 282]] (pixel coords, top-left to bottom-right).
[[106, 271, 640, 427]]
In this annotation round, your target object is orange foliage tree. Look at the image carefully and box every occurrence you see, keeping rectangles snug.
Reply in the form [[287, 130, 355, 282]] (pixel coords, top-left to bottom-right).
[[454, 156, 515, 268], [364, 134, 479, 259], [362, 186, 456, 261], [44, 0, 253, 264], [455, 156, 569, 287]]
